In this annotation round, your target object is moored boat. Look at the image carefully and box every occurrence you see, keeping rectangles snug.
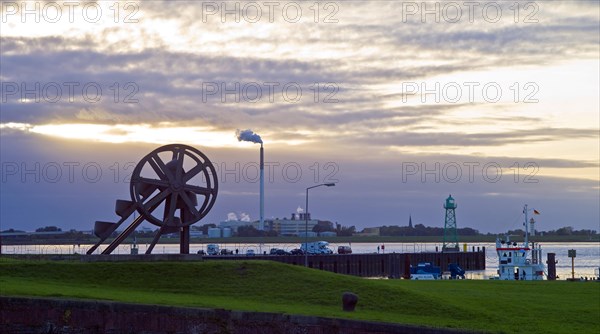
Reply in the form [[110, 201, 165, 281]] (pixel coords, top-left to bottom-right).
[[495, 205, 545, 280], [410, 262, 441, 280]]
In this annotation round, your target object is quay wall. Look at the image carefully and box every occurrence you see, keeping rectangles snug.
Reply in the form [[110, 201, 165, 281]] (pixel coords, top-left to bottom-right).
[[0, 296, 480, 334]]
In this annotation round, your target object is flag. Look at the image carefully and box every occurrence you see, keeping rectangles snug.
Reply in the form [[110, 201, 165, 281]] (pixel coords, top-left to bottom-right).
[[533, 209, 540, 215]]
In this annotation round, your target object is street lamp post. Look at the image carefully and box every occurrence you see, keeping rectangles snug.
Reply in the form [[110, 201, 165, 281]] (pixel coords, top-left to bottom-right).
[[304, 182, 336, 267]]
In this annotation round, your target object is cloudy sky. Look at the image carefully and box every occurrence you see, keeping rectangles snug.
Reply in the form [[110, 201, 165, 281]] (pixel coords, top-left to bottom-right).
[[1, 1, 598, 233]]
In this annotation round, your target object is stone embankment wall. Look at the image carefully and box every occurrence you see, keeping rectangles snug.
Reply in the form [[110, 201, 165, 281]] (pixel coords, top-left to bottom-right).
[[1, 296, 479, 334]]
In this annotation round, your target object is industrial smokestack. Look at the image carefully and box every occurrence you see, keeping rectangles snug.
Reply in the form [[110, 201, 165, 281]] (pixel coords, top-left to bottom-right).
[[259, 144, 264, 231], [236, 129, 264, 230]]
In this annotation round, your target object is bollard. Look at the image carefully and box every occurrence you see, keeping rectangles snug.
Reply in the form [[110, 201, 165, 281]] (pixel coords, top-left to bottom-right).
[[342, 292, 358, 312], [547, 253, 557, 280]]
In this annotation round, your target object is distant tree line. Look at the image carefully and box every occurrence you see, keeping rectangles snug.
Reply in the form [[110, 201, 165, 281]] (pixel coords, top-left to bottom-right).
[[310, 221, 355, 236], [376, 224, 597, 237], [312, 221, 334, 233], [36, 226, 62, 232], [336, 223, 356, 237], [505, 227, 597, 236], [546, 227, 597, 236], [2, 223, 597, 240], [1, 229, 25, 233], [1, 226, 92, 242], [379, 224, 479, 237]]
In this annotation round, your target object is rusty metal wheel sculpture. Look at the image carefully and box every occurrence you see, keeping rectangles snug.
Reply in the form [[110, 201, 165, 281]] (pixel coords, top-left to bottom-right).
[[131, 144, 218, 227], [87, 144, 218, 255]]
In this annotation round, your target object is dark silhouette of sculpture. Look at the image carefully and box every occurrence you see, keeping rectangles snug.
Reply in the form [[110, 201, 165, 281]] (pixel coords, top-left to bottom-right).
[[87, 144, 218, 255]]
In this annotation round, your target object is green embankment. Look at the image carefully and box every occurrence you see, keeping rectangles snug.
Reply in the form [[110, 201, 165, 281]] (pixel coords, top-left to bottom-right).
[[1, 258, 598, 333]]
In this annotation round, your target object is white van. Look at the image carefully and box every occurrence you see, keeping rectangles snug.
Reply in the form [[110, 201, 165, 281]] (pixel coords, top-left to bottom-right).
[[301, 241, 333, 254]]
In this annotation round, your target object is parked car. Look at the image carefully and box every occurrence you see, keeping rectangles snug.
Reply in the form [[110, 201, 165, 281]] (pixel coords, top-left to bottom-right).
[[197, 250, 206, 255], [220, 249, 233, 255], [207, 244, 219, 255], [246, 249, 255, 256], [338, 246, 352, 254], [270, 248, 290, 255], [290, 248, 304, 255]]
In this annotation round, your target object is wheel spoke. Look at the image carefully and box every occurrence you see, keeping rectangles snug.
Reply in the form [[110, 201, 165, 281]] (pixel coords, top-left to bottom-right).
[[183, 163, 205, 183], [135, 177, 170, 188], [179, 191, 200, 218], [143, 188, 171, 210], [148, 156, 166, 180], [175, 147, 185, 181], [198, 195, 210, 214], [184, 184, 213, 196], [149, 153, 175, 182], [166, 192, 178, 225]]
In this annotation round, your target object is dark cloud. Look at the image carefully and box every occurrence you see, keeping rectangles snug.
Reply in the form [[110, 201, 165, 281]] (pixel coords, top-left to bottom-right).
[[319, 127, 599, 148]]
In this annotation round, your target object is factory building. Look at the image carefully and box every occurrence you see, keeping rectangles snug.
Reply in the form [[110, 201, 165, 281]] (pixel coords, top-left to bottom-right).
[[207, 227, 221, 238], [217, 211, 321, 236], [218, 220, 253, 233], [267, 212, 319, 236]]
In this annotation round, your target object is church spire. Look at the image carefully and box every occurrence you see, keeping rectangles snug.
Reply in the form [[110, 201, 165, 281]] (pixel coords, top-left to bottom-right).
[[408, 214, 413, 228]]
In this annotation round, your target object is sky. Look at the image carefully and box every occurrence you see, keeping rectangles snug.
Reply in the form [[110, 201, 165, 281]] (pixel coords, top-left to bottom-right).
[[0, 1, 599, 233]]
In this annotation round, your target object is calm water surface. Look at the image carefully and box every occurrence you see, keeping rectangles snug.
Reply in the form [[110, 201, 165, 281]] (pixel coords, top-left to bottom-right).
[[3, 242, 598, 279]]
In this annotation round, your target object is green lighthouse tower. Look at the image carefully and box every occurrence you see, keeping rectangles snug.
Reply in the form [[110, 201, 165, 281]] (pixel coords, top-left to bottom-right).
[[442, 194, 459, 252]]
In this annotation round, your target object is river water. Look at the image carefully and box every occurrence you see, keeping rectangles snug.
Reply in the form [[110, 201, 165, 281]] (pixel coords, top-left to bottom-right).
[[3, 241, 598, 280]]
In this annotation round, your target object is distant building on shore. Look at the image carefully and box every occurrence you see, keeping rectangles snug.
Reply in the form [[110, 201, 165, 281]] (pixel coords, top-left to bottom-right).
[[218, 210, 320, 237], [268, 212, 318, 236], [207, 227, 221, 238]]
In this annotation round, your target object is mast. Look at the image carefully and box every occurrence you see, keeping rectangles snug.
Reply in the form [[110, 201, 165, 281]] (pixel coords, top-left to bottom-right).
[[524, 204, 529, 246]]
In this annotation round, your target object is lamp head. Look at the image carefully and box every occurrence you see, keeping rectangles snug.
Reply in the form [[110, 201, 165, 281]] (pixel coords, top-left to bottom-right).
[[324, 183, 336, 187]]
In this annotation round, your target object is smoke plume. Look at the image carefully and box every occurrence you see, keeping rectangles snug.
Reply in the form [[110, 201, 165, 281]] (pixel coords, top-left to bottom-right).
[[227, 212, 251, 222], [236, 129, 263, 144]]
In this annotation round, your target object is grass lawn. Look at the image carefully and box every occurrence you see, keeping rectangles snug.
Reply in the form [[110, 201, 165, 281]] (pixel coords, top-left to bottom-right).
[[1, 258, 598, 333]]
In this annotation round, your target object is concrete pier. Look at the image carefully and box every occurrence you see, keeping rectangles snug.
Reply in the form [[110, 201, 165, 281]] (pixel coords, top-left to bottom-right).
[[204, 251, 486, 278]]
